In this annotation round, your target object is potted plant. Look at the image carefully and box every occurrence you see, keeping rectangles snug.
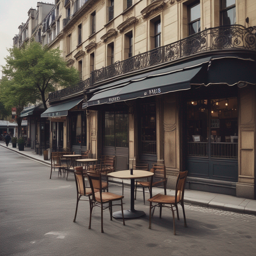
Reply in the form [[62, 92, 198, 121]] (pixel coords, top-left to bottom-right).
[[18, 137, 25, 151], [11, 137, 17, 148]]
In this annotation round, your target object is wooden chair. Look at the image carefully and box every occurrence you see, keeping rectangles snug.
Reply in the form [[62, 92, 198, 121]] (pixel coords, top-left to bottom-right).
[[81, 150, 90, 159], [148, 171, 188, 235], [50, 152, 67, 179], [87, 172, 125, 233], [73, 166, 93, 222], [100, 155, 115, 175], [135, 163, 166, 204]]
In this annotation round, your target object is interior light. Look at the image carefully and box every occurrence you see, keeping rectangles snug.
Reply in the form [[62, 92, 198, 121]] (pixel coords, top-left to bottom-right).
[[191, 101, 194, 105], [216, 102, 219, 105], [211, 111, 214, 114]]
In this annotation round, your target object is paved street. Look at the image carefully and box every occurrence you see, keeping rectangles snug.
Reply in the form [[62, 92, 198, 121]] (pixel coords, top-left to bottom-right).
[[1, 146, 256, 256]]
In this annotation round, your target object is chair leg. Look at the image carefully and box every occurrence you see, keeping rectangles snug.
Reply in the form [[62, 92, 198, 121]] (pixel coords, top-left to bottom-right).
[[122, 181, 124, 196], [143, 187, 145, 204], [109, 201, 112, 220], [121, 199, 125, 226], [101, 203, 104, 233], [134, 181, 137, 200], [89, 200, 93, 230], [73, 195, 81, 222], [175, 204, 180, 220], [50, 167, 52, 179], [149, 201, 152, 229], [181, 202, 187, 227], [159, 204, 162, 218], [171, 205, 176, 235]]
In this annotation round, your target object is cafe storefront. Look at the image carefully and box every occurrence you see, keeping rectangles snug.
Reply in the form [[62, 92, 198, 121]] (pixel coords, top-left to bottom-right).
[[86, 53, 256, 199]]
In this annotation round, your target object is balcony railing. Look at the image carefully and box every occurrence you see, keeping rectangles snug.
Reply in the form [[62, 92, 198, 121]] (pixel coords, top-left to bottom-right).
[[91, 25, 256, 85], [49, 25, 256, 101], [48, 79, 90, 101]]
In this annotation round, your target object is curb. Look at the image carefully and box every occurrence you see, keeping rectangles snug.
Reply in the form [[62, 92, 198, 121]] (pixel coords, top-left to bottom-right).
[[0, 143, 51, 166]]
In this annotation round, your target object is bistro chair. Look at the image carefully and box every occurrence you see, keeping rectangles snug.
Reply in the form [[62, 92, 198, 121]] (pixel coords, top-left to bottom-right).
[[100, 155, 115, 175], [73, 166, 93, 222], [81, 150, 90, 159], [87, 172, 125, 233], [148, 171, 188, 235], [135, 163, 166, 204], [50, 152, 67, 179]]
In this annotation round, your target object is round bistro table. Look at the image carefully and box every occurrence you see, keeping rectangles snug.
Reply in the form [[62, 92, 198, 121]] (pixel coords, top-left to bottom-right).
[[108, 170, 154, 219]]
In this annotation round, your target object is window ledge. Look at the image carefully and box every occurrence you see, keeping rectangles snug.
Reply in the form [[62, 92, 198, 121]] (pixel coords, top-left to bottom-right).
[[88, 32, 96, 40], [122, 4, 135, 15]]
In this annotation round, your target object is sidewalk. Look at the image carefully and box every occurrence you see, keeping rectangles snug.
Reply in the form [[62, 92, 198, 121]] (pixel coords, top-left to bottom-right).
[[1, 141, 256, 215]]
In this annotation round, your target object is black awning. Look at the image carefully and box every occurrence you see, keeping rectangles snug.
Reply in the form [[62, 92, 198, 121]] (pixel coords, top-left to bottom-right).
[[41, 98, 83, 118], [86, 66, 202, 107], [20, 104, 44, 118]]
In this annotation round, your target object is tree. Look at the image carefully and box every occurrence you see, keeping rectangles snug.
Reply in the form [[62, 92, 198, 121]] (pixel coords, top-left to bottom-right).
[[2, 41, 80, 110], [0, 42, 80, 136]]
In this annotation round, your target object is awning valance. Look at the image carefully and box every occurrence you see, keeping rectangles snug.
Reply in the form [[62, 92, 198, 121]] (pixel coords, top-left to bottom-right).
[[41, 98, 83, 118], [20, 104, 44, 118], [86, 66, 202, 107]]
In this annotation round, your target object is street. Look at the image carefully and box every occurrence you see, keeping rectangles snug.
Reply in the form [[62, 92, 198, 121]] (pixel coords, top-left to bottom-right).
[[0, 146, 256, 256]]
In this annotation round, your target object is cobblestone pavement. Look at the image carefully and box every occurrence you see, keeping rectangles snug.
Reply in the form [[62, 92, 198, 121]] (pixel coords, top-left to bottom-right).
[[1, 147, 256, 256]]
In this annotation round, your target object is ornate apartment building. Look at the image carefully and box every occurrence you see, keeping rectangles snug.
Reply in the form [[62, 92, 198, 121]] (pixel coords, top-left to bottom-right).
[[16, 0, 256, 199]]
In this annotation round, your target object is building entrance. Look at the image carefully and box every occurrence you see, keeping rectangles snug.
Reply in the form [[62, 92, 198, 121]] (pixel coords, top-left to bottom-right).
[[187, 97, 238, 181]]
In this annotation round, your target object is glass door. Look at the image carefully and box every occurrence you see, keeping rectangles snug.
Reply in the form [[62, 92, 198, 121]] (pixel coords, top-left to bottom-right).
[[187, 97, 238, 181]]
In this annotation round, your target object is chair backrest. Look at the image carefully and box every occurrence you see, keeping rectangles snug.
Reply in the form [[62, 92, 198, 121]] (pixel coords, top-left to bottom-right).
[[87, 172, 102, 201], [175, 171, 188, 203], [52, 154, 61, 166], [81, 150, 90, 159], [133, 162, 149, 171], [102, 155, 115, 171], [74, 166, 86, 196], [151, 164, 166, 181]]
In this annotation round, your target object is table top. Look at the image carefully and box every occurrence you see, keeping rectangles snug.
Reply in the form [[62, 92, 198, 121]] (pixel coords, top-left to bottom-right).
[[108, 170, 154, 179], [63, 154, 82, 158], [76, 158, 98, 162]]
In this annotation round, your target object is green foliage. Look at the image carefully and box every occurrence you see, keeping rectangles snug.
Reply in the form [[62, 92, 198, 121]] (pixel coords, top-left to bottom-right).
[[17, 137, 25, 144], [1, 41, 80, 110], [11, 137, 17, 143]]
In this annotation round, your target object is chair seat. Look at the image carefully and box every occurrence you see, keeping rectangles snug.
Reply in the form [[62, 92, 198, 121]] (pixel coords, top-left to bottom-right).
[[53, 165, 66, 169], [148, 193, 180, 204], [137, 181, 150, 187], [95, 192, 123, 203]]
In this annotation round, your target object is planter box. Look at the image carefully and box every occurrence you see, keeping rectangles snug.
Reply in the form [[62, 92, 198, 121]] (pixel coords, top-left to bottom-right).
[[12, 143, 16, 148], [18, 144, 24, 151]]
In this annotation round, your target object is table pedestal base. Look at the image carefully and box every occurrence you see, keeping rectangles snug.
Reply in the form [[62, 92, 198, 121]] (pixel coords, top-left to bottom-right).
[[113, 209, 145, 219]]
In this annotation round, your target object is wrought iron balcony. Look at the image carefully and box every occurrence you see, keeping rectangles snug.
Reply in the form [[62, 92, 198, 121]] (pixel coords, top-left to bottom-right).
[[91, 25, 256, 85], [49, 25, 256, 102], [48, 79, 90, 102]]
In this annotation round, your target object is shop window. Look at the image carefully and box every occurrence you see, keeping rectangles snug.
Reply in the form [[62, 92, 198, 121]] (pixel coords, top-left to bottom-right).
[[140, 100, 156, 155], [187, 97, 238, 159], [107, 42, 114, 66], [78, 23, 82, 45], [104, 111, 128, 148], [220, 0, 236, 26], [188, 1, 200, 35]]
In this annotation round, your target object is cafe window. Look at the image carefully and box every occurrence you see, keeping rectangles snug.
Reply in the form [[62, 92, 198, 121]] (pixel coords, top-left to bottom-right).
[[104, 111, 128, 148], [140, 99, 156, 155], [71, 113, 86, 146], [220, 0, 236, 26], [187, 97, 238, 159], [188, 1, 200, 35]]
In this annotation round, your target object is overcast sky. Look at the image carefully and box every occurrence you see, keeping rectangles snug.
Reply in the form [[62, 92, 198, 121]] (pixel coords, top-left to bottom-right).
[[0, 0, 54, 77]]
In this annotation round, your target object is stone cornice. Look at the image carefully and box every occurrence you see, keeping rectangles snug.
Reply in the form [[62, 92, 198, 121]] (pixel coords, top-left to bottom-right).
[[85, 41, 97, 52], [100, 28, 117, 42], [117, 16, 138, 33], [66, 58, 75, 66], [74, 50, 85, 60], [141, 0, 165, 18]]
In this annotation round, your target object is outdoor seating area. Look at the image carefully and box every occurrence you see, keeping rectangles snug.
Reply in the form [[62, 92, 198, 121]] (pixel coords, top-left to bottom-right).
[[49, 153, 188, 234]]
